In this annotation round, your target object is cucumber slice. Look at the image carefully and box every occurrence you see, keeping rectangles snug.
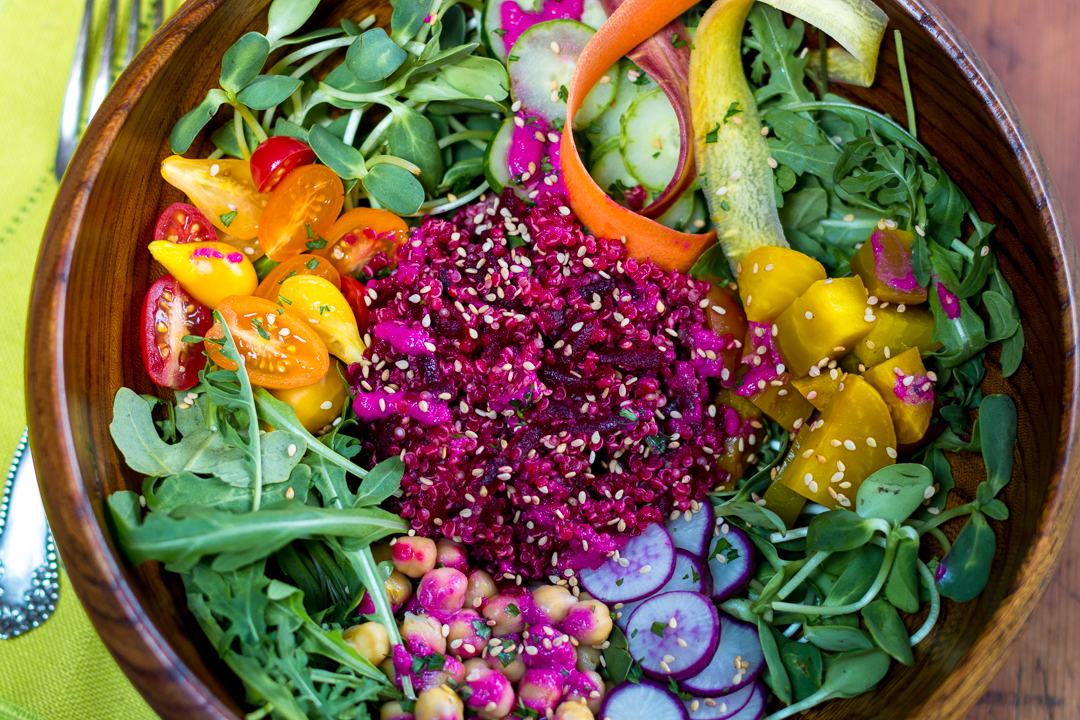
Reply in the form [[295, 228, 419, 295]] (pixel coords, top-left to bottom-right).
[[620, 87, 681, 193], [483, 117, 516, 193], [483, 0, 607, 63], [589, 141, 640, 208], [508, 20, 617, 127], [592, 63, 655, 144], [655, 189, 696, 231]]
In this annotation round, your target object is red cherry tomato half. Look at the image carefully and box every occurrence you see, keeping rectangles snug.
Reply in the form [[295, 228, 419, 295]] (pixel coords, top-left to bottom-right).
[[339, 275, 371, 335], [249, 136, 317, 194], [154, 203, 219, 244], [140, 274, 213, 390]]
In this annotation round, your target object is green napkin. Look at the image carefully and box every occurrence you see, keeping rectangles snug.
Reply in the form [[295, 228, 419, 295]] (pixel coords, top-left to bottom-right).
[[0, 0, 179, 718]]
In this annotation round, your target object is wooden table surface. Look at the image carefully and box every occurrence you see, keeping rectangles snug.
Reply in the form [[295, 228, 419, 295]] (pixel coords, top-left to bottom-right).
[[929, 0, 1080, 717]]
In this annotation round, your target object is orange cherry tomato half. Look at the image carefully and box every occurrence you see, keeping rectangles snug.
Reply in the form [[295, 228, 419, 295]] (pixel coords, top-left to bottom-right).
[[258, 164, 344, 262], [339, 275, 371, 334], [314, 207, 407, 276], [254, 254, 341, 300], [205, 295, 329, 389], [249, 136, 316, 194]]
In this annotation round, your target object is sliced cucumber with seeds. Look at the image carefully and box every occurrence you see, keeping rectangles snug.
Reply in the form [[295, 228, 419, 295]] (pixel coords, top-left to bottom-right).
[[592, 62, 655, 145], [483, 0, 608, 63], [589, 140, 641, 208], [484, 117, 517, 194], [620, 86, 681, 193], [655, 189, 697, 231], [508, 20, 617, 127]]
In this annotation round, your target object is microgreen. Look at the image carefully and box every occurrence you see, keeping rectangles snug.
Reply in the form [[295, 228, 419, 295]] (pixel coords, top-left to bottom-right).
[[219, 210, 238, 227]]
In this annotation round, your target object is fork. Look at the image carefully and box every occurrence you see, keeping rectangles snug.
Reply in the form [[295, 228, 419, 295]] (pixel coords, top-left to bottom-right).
[[0, 0, 165, 640]]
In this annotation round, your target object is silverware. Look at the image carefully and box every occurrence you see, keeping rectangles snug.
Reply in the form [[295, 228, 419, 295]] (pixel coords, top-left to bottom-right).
[[0, 431, 59, 639], [0, 0, 167, 640]]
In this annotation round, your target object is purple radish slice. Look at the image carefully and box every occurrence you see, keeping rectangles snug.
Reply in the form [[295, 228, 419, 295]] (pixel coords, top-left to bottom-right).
[[684, 680, 757, 720], [666, 502, 716, 557], [680, 613, 765, 698], [600, 679, 689, 720], [615, 550, 711, 630], [708, 522, 755, 602], [580, 521, 676, 603], [625, 591, 719, 680], [720, 682, 765, 720]]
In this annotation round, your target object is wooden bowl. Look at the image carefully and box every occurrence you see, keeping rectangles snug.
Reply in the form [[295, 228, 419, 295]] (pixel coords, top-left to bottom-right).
[[24, 0, 1080, 718]]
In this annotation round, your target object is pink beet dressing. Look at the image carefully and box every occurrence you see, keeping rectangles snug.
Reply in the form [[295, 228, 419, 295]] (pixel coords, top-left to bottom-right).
[[353, 388, 451, 426], [735, 322, 782, 398], [499, 0, 584, 54], [893, 372, 934, 406], [373, 321, 434, 355], [935, 280, 962, 319], [508, 113, 569, 197], [870, 229, 921, 293]]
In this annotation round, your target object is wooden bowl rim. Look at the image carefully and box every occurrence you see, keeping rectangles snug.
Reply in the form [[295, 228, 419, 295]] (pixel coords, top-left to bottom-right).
[[24, 0, 1080, 718]]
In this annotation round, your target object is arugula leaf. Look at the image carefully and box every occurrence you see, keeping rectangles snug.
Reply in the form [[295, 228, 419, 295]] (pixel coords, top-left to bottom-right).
[[745, 5, 814, 107]]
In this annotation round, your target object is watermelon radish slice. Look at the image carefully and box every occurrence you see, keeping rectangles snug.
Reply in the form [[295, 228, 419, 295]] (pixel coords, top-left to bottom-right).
[[615, 550, 711, 630], [600, 679, 689, 720], [720, 682, 765, 720], [626, 591, 719, 680], [580, 521, 676, 603], [708, 522, 755, 602], [666, 502, 716, 557], [684, 680, 757, 720], [680, 614, 765, 697]]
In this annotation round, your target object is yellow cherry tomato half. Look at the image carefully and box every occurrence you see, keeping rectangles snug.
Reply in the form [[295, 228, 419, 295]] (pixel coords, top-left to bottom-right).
[[160, 156, 269, 239], [258, 164, 344, 261], [148, 240, 258, 309], [205, 295, 329, 389], [270, 362, 351, 434], [277, 275, 366, 365], [314, 207, 408, 275], [255, 254, 341, 301]]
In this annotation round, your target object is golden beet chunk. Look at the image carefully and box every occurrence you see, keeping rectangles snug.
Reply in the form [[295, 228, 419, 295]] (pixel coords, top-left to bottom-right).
[[792, 371, 844, 412], [773, 277, 874, 377], [737, 247, 826, 323], [744, 371, 814, 432], [849, 228, 928, 305], [779, 375, 897, 510], [853, 304, 940, 368], [861, 348, 935, 444]]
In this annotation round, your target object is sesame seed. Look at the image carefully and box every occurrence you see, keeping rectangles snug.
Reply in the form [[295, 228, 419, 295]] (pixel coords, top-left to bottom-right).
[[715, 186, 728, 196], [886, 447, 898, 458], [730, 169, 743, 181], [551, 41, 560, 53], [805, 311, 814, 320], [844, 439, 856, 451], [639, 565, 652, 574]]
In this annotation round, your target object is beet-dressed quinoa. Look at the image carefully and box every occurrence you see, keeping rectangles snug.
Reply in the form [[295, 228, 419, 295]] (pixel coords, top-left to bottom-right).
[[347, 190, 736, 582]]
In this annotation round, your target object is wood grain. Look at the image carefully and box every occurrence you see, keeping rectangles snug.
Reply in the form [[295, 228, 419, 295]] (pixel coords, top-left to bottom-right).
[[930, 1, 1080, 718], [20, 1, 1080, 719]]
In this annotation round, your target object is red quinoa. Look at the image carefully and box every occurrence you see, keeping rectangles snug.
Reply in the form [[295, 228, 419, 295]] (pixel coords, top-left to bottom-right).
[[347, 190, 731, 581]]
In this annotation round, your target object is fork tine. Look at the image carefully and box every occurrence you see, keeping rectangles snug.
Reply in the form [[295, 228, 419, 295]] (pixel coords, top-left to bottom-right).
[[54, 0, 94, 182], [87, 0, 120, 121], [122, 0, 141, 69]]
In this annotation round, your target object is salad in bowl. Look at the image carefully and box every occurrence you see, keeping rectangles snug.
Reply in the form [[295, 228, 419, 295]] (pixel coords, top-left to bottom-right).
[[99, 0, 1028, 718]]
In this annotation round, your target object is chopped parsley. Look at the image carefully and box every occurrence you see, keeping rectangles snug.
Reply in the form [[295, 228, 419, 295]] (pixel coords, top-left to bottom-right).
[[713, 537, 741, 563], [278, 294, 292, 305], [493, 28, 508, 36], [650, 621, 667, 637], [506, 603, 521, 617], [508, 54, 519, 61], [304, 224, 327, 250], [615, 578, 624, 586], [722, 101, 743, 124], [721, 200, 732, 212], [557, 85, 569, 103], [645, 434, 671, 453], [619, 408, 639, 423], [632, 73, 650, 86], [652, 151, 661, 159], [305, 259, 319, 271], [705, 122, 722, 144], [277, 270, 298, 285], [410, 652, 446, 674], [218, 210, 237, 227], [319, 304, 332, 315], [671, 32, 688, 49], [251, 318, 271, 340]]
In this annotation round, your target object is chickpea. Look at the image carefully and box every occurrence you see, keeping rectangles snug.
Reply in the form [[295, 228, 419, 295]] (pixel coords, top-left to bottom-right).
[[436, 538, 469, 571], [414, 685, 464, 720], [554, 701, 595, 720], [521, 624, 576, 670], [482, 594, 527, 637], [386, 569, 414, 607], [392, 536, 438, 578], [446, 609, 489, 659], [464, 569, 498, 609], [462, 658, 489, 677], [401, 612, 447, 656], [532, 584, 578, 624], [418, 567, 468, 615], [343, 621, 390, 666], [380, 701, 413, 720], [486, 636, 527, 682], [380, 658, 397, 685], [463, 666, 516, 719], [565, 670, 605, 713], [516, 669, 564, 716], [575, 645, 601, 672], [560, 599, 612, 646]]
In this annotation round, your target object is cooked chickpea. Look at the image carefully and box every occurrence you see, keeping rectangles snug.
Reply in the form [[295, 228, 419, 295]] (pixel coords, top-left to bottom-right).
[[446, 609, 489, 659], [380, 658, 397, 685], [385, 569, 413, 607], [560, 599, 612, 646], [464, 569, 498, 609], [486, 638, 527, 682], [343, 621, 390, 666], [414, 685, 464, 720], [436, 538, 469, 571], [532, 584, 578, 624], [463, 666, 516, 719], [482, 594, 527, 636], [392, 536, 437, 578], [516, 669, 564, 716], [575, 645, 601, 672], [380, 700, 413, 720], [418, 567, 468, 615], [401, 612, 447, 656], [554, 700, 595, 720], [462, 658, 489, 676], [565, 670, 605, 713]]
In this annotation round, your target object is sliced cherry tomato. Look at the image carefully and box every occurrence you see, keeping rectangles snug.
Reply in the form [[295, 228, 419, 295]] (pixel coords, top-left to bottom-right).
[[313, 207, 408, 275], [160, 156, 269, 239], [255, 254, 341, 300], [258, 164, 344, 261], [250, 136, 316, 193], [339, 275, 371, 334], [205, 296, 329, 389], [219, 231, 265, 262], [140, 275, 212, 390], [154, 203, 219, 244]]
